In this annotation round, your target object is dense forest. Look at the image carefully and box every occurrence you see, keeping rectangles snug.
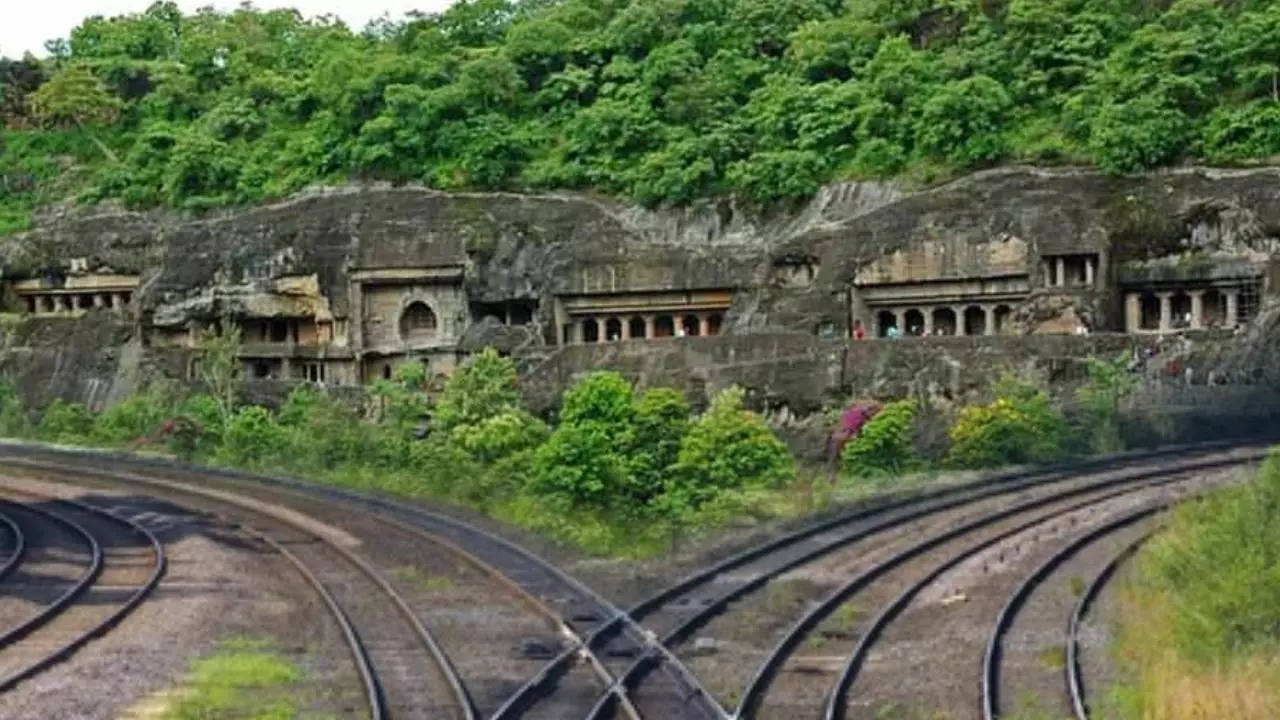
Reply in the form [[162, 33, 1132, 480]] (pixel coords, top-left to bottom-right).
[[2, 0, 1279, 233]]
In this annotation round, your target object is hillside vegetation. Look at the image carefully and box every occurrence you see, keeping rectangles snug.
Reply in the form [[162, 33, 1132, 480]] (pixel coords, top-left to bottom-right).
[[3, 0, 1280, 232]]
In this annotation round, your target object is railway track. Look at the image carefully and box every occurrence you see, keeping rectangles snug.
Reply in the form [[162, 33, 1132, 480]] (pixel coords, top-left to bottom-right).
[[0, 443, 715, 718], [0, 490, 165, 694], [1066, 530, 1153, 720], [574, 441, 1264, 719], [0, 439, 1268, 719]]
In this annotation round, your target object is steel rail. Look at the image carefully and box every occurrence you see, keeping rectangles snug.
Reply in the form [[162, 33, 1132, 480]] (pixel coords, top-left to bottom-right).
[[7, 467, 478, 720], [981, 506, 1162, 720], [0, 499, 103, 650], [799, 452, 1259, 720], [0, 493, 165, 693], [1066, 531, 1154, 720], [235, 524, 385, 719], [0, 439, 1266, 720], [583, 444, 1264, 720], [0, 448, 662, 720], [0, 509, 26, 583]]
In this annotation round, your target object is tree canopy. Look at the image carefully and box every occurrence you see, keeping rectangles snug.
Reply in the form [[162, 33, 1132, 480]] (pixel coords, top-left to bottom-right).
[[3, 0, 1280, 233]]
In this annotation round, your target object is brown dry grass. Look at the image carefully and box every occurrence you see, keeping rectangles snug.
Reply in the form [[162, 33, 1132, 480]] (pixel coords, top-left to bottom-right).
[[1109, 587, 1280, 720]]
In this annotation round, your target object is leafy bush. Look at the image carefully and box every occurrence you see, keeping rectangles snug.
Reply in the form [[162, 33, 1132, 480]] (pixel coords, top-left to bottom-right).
[[945, 377, 1070, 469], [841, 399, 919, 478], [628, 388, 691, 503], [216, 406, 286, 467], [558, 371, 635, 426], [449, 409, 548, 464], [92, 390, 169, 445], [1076, 352, 1137, 454], [433, 348, 523, 432], [530, 418, 632, 509], [671, 387, 795, 509], [38, 400, 95, 443]]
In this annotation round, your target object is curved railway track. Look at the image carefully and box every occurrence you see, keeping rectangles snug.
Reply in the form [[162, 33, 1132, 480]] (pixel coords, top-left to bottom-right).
[[0, 439, 1269, 719], [1066, 531, 1152, 720], [0, 510, 24, 582], [981, 504, 1162, 720], [578, 442, 1266, 720], [0, 444, 708, 718], [0, 490, 165, 694]]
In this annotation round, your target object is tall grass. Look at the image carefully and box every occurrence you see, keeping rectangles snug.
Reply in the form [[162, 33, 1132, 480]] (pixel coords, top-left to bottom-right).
[[1109, 450, 1280, 720]]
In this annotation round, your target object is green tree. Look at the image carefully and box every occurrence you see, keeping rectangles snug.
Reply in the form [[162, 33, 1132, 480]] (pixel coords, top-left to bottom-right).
[[28, 65, 122, 162], [434, 348, 524, 432], [1076, 352, 1138, 454]]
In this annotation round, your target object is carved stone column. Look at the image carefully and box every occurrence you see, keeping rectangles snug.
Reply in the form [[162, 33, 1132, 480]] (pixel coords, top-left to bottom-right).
[[1225, 289, 1240, 329], [1085, 257, 1095, 286], [1189, 290, 1205, 330], [922, 309, 934, 336], [1125, 292, 1142, 333], [698, 313, 711, 337], [1055, 257, 1066, 288], [953, 306, 966, 336], [644, 314, 655, 339], [1157, 292, 1173, 333], [984, 306, 996, 336]]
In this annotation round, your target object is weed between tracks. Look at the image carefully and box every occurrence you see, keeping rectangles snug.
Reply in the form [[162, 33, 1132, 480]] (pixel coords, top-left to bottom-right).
[[159, 638, 308, 720]]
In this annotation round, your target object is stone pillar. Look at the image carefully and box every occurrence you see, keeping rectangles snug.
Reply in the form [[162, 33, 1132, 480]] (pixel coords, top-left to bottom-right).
[[922, 309, 934, 336], [953, 306, 966, 336], [984, 306, 996, 336], [698, 313, 711, 337], [569, 321, 582, 344], [1225, 289, 1240, 329], [595, 317, 607, 344], [1189, 290, 1205, 330], [1085, 257, 1095, 287], [1125, 292, 1142, 333], [893, 309, 906, 333], [93, 293, 105, 309], [1042, 260, 1053, 287], [644, 315, 655, 339], [1055, 257, 1066, 287], [1157, 292, 1173, 333], [621, 319, 631, 341]]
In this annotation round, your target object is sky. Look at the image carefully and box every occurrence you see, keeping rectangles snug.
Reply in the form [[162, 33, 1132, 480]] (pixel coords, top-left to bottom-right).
[[2, 1, 459, 58]]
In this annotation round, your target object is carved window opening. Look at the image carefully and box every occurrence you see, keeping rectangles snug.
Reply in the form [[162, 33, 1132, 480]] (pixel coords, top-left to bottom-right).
[[582, 318, 600, 343], [707, 313, 723, 335], [605, 317, 623, 341], [1170, 292, 1192, 329], [904, 309, 925, 336], [382, 364, 393, 380], [681, 314, 700, 336], [931, 307, 957, 336], [876, 310, 897, 337], [628, 316, 646, 340], [994, 305, 1012, 334], [964, 306, 986, 336], [1139, 293, 1160, 331], [654, 315, 675, 338], [400, 301, 438, 343], [252, 360, 272, 379]]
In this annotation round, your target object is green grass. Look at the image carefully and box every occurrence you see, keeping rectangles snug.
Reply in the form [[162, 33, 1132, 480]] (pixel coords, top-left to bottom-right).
[[165, 639, 302, 720], [391, 565, 455, 593]]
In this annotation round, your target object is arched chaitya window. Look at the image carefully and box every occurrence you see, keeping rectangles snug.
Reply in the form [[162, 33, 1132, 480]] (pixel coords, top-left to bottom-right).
[[400, 301, 438, 343], [605, 317, 623, 341]]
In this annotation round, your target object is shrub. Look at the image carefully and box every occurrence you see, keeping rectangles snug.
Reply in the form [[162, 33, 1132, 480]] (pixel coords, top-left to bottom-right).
[[670, 387, 795, 510], [627, 388, 691, 503], [92, 391, 169, 445], [433, 348, 523, 432], [448, 409, 548, 464], [841, 399, 919, 478], [558, 371, 635, 426], [946, 377, 1070, 469], [530, 419, 632, 509], [1076, 352, 1137, 454], [216, 406, 286, 467], [38, 400, 95, 443], [0, 383, 29, 437]]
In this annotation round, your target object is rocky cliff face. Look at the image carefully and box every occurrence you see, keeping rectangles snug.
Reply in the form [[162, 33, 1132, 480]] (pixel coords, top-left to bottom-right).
[[0, 166, 1277, 422]]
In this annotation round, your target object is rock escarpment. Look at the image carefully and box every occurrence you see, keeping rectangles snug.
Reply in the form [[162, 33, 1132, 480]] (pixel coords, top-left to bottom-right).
[[0, 166, 1276, 432]]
